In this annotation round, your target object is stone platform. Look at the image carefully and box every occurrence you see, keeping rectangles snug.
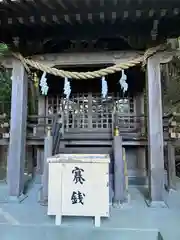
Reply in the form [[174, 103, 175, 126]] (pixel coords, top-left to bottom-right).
[[0, 181, 180, 240]]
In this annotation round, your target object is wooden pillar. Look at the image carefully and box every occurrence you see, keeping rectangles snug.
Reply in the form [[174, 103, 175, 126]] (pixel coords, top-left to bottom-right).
[[41, 127, 53, 203], [36, 95, 45, 179], [26, 146, 34, 176], [167, 143, 176, 191], [135, 93, 144, 115], [36, 149, 44, 175], [137, 147, 147, 184], [146, 56, 166, 207], [7, 60, 28, 200], [38, 95, 45, 129], [113, 135, 127, 205]]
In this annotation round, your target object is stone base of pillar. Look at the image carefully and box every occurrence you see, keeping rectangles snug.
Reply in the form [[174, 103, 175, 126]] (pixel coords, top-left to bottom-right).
[[32, 167, 42, 184], [34, 174, 42, 184], [113, 193, 131, 208], [38, 187, 48, 206], [145, 200, 168, 208], [165, 184, 177, 193], [168, 188, 177, 193], [8, 194, 28, 203]]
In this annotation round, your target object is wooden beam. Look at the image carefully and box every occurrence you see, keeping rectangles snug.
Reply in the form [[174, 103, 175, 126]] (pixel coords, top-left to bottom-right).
[[75, 14, 82, 24], [41, 0, 55, 9], [1, 0, 180, 20], [56, 0, 67, 10], [87, 13, 93, 24], [2, 50, 175, 69], [30, 51, 143, 66], [100, 12, 104, 23], [52, 14, 60, 23], [64, 14, 72, 24], [146, 56, 166, 207], [1, 50, 142, 67], [111, 11, 116, 23], [2, 0, 30, 14], [7, 59, 28, 201]]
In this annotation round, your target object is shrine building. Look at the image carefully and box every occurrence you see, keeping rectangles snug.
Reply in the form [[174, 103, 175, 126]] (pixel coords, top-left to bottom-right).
[[0, 0, 180, 211]]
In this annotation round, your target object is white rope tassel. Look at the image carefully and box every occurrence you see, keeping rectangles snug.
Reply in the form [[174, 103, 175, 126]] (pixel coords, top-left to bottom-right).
[[40, 72, 49, 95], [119, 70, 128, 93], [101, 76, 108, 98], [63, 77, 71, 99]]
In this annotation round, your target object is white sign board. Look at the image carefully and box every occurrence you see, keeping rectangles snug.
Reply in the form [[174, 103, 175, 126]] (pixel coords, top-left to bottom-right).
[[47, 154, 110, 227]]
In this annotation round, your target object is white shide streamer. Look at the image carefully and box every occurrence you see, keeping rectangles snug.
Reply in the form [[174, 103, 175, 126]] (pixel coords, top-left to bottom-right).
[[63, 77, 71, 99], [119, 70, 128, 93], [40, 72, 49, 95], [101, 76, 108, 98]]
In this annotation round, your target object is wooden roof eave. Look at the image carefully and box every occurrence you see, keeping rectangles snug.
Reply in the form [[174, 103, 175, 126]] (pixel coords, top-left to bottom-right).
[[1, 0, 180, 28]]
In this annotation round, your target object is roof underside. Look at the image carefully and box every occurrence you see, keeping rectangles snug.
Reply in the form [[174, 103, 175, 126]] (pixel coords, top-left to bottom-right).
[[1, 0, 180, 55]]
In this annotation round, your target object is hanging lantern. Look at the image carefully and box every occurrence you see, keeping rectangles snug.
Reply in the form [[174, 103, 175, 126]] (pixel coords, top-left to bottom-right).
[[101, 76, 108, 98], [63, 77, 71, 99], [119, 70, 128, 93], [39, 72, 49, 95]]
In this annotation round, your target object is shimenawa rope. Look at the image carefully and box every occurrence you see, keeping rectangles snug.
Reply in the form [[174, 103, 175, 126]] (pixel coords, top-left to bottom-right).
[[12, 44, 166, 80]]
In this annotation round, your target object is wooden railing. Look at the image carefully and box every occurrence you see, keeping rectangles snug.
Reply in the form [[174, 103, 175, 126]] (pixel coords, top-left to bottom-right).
[[27, 114, 64, 139], [51, 114, 64, 155], [27, 115, 52, 138], [0, 113, 171, 141], [114, 113, 146, 134], [26, 113, 147, 138], [26, 113, 172, 139]]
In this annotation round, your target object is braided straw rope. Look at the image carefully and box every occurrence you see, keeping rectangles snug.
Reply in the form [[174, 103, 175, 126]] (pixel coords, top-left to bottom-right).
[[12, 44, 166, 80]]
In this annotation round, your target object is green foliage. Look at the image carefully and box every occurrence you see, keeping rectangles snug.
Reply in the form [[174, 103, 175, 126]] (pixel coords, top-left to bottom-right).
[[0, 43, 9, 57], [161, 61, 180, 114], [0, 43, 11, 99], [0, 69, 11, 102]]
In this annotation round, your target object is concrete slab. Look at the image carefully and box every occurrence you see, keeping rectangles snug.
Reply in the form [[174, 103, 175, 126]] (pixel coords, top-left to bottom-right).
[[0, 208, 18, 224], [0, 225, 161, 240], [0, 180, 180, 239]]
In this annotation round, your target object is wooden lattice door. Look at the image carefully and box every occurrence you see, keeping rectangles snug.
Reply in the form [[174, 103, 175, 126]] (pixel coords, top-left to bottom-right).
[[46, 94, 135, 131]]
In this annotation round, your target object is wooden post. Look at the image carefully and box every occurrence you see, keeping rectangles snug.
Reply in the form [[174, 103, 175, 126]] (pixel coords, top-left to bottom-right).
[[26, 146, 33, 177], [34, 96, 46, 183], [36, 149, 44, 175], [167, 143, 176, 191], [113, 135, 127, 205], [7, 60, 28, 201], [146, 56, 166, 207], [41, 127, 53, 203], [34, 148, 44, 184], [38, 95, 46, 135]]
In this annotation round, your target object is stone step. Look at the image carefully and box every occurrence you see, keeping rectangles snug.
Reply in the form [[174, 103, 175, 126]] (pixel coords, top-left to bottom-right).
[[0, 225, 161, 240], [58, 147, 112, 154], [65, 140, 112, 146], [64, 132, 112, 140]]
